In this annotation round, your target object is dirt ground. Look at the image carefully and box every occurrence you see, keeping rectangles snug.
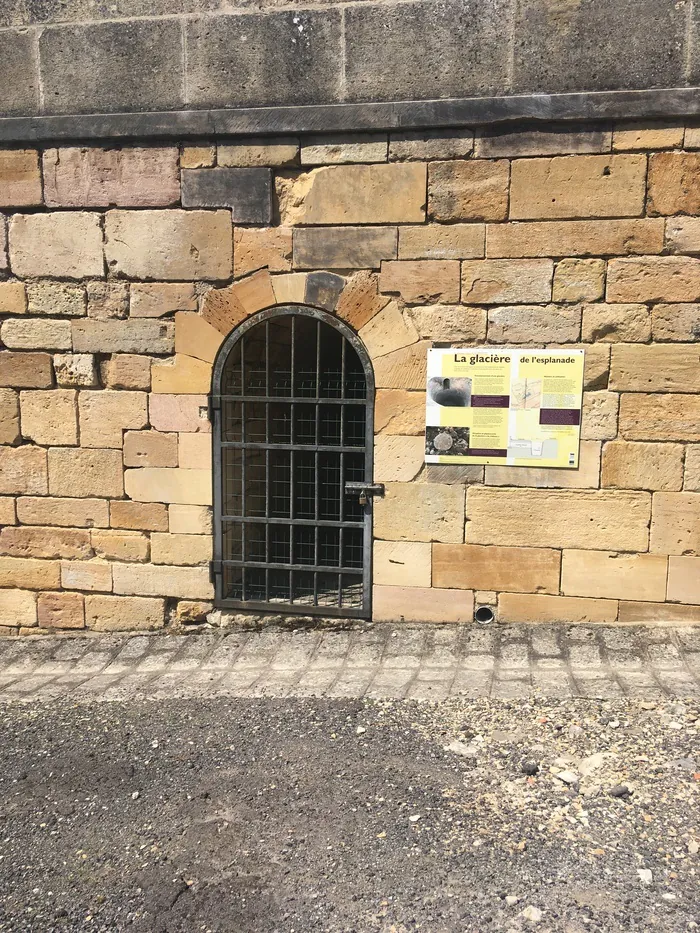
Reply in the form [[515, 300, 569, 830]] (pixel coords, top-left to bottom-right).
[[0, 695, 698, 932]]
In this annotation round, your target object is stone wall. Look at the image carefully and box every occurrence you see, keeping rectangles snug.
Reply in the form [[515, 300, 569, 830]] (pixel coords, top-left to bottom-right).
[[1, 120, 700, 633]]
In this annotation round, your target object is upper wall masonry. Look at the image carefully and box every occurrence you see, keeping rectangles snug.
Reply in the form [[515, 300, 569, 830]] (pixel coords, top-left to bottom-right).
[[0, 0, 699, 133]]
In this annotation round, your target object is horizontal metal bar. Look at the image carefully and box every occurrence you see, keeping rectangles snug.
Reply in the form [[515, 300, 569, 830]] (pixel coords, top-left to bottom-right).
[[221, 441, 363, 453], [221, 559, 363, 574], [217, 598, 366, 619], [222, 516, 363, 527], [216, 395, 366, 405]]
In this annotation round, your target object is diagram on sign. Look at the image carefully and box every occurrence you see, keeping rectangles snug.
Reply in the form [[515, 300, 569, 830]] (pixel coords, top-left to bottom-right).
[[425, 348, 585, 468]]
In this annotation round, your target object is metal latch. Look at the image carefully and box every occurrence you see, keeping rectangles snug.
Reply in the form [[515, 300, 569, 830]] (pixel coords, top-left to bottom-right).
[[209, 560, 222, 583], [344, 482, 385, 506]]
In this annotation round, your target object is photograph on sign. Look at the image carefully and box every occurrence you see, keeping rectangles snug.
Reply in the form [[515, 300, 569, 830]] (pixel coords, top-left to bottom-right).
[[425, 348, 585, 468]]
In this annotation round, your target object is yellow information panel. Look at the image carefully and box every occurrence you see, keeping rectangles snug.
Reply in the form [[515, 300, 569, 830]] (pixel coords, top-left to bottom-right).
[[425, 348, 585, 468]]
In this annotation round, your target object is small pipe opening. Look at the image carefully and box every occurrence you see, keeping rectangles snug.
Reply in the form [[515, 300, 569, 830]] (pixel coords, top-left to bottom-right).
[[474, 605, 495, 625]]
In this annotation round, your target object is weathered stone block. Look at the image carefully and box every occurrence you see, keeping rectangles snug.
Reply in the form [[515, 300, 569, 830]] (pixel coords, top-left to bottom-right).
[[359, 301, 418, 359], [124, 468, 212, 506], [100, 354, 151, 391], [612, 122, 684, 151], [610, 345, 700, 393], [498, 593, 618, 624], [0, 525, 91, 560], [485, 440, 601, 490], [375, 389, 425, 435], [581, 304, 651, 343], [112, 563, 213, 599], [0, 150, 41, 207], [0, 556, 60, 590], [129, 283, 197, 318], [579, 344, 611, 391], [0, 389, 20, 445], [37, 591, 85, 629], [476, 123, 611, 158], [1, 319, 71, 351], [199, 285, 247, 336], [301, 134, 388, 165], [294, 227, 397, 270], [0, 589, 36, 628], [10, 213, 103, 278], [149, 394, 210, 433], [374, 342, 429, 390], [123, 431, 177, 469], [61, 560, 112, 593], [53, 354, 97, 388], [619, 601, 700, 624], [553, 259, 605, 303], [0, 352, 52, 389], [0, 30, 38, 116], [87, 281, 128, 321], [91, 530, 149, 562], [218, 138, 299, 167], [110, 500, 168, 532], [0, 498, 15, 525], [26, 282, 85, 318], [562, 550, 667, 602], [79, 390, 148, 448], [607, 257, 700, 303], [181, 146, 215, 170], [278, 163, 426, 225], [372, 584, 473, 624], [85, 594, 165, 632], [389, 129, 474, 162], [602, 441, 683, 492], [169, 505, 213, 536], [398, 225, 485, 261], [234, 227, 293, 277], [151, 533, 211, 566], [648, 152, 700, 215], [433, 543, 560, 594], [373, 436, 424, 483], [20, 389, 77, 446], [465, 487, 650, 550], [229, 268, 276, 317], [48, 448, 124, 498], [43, 147, 179, 208], [304, 271, 344, 312], [0, 282, 26, 315], [407, 305, 487, 342], [666, 217, 700, 255], [667, 557, 700, 604], [151, 355, 212, 395], [462, 259, 553, 304], [428, 160, 509, 222], [510, 155, 646, 219], [104, 210, 232, 280], [182, 168, 272, 223], [74, 319, 174, 356], [650, 492, 700, 556], [581, 391, 619, 441], [175, 600, 214, 625], [684, 447, 700, 491], [487, 219, 664, 259], [178, 433, 211, 470], [334, 270, 389, 331], [620, 394, 700, 442], [373, 540, 431, 588], [16, 497, 109, 529], [174, 312, 225, 365], [374, 482, 464, 543], [0, 447, 47, 495], [487, 304, 580, 343]]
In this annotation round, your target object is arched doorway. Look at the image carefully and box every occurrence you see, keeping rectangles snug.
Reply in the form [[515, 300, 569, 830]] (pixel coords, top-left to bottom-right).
[[210, 305, 375, 618]]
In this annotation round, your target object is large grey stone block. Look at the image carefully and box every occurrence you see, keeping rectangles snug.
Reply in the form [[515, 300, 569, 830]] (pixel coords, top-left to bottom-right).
[[185, 10, 342, 108], [0, 31, 39, 115], [294, 227, 397, 270], [513, 0, 687, 94], [344, 0, 511, 102], [39, 19, 184, 115], [2, 0, 219, 25], [181, 167, 272, 223]]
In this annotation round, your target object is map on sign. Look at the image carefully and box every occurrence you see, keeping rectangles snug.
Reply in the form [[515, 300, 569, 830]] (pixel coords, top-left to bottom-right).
[[425, 348, 585, 468]]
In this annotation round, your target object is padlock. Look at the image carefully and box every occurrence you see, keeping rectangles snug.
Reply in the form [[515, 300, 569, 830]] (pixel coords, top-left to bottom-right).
[[359, 489, 368, 506]]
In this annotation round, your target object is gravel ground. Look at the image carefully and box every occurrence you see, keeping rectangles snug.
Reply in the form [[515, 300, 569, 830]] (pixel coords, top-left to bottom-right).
[[0, 695, 698, 933]]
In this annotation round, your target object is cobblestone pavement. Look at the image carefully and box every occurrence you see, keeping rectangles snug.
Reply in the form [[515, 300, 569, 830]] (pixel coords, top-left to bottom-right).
[[0, 622, 699, 702]]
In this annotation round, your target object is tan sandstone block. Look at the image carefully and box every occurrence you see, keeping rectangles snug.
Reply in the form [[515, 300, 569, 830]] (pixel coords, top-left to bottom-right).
[[234, 227, 293, 277], [581, 304, 651, 343], [151, 355, 212, 395], [375, 389, 425, 435], [665, 217, 700, 255], [335, 270, 389, 331], [607, 257, 700, 303], [48, 448, 124, 498], [487, 219, 664, 259], [0, 557, 60, 590], [407, 305, 487, 342], [374, 342, 429, 390], [466, 487, 650, 550], [74, 320, 173, 355], [650, 492, 700, 556], [390, 129, 474, 162], [175, 598, 213, 625], [100, 354, 151, 391], [553, 259, 605, 303], [0, 446, 47, 495], [580, 344, 611, 390], [498, 593, 618, 624], [0, 388, 20, 445], [151, 533, 211, 566], [10, 213, 103, 278], [462, 259, 553, 304], [487, 304, 580, 343], [379, 261, 460, 304], [602, 441, 683, 492], [199, 284, 246, 336], [561, 550, 667, 602], [123, 431, 177, 469], [619, 601, 700, 624], [53, 354, 97, 388], [610, 344, 700, 392], [112, 563, 213, 599], [86, 281, 128, 321], [648, 152, 700, 215], [85, 594, 165, 632], [0, 525, 91, 560], [26, 281, 85, 318], [359, 301, 418, 359], [620, 394, 700, 442], [1, 319, 71, 351], [149, 394, 210, 433], [129, 283, 197, 318], [61, 559, 112, 592], [510, 155, 646, 220], [398, 225, 485, 260], [180, 145, 215, 169], [485, 440, 601, 489], [581, 391, 619, 441], [20, 389, 77, 445], [372, 585, 473, 623], [124, 468, 212, 506], [104, 210, 232, 280], [0, 589, 36, 628], [271, 273, 308, 306], [373, 541, 432, 588], [684, 447, 700, 491], [0, 282, 26, 315], [613, 122, 684, 151], [230, 268, 276, 315], [433, 543, 560, 594], [301, 133, 387, 165], [293, 226, 397, 270], [0, 499, 16, 525], [174, 312, 224, 364], [278, 163, 426, 225], [168, 504, 212, 535], [43, 147, 179, 208], [429, 160, 509, 222], [374, 483, 464, 544], [110, 500, 168, 532], [91, 530, 149, 562], [178, 433, 211, 470], [667, 556, 700, 604], [16, 497, 109, 528], [0, 352, 53, 389], [0, 150, 41, 207], [78, 390, 148, 448], [218, 138, 299, 167], [374, 435, 424, 482], [421, 465, 484, 485], [37, 591, 84, 629]]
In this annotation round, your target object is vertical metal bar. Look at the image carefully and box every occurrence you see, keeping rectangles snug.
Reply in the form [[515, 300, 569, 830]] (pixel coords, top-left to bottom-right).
[[314, 318, 320, 607], [240, 335, 247, 600], [264, 320, 270, 604], [289, 315, 295, 604], [338, 335, 347, 608]]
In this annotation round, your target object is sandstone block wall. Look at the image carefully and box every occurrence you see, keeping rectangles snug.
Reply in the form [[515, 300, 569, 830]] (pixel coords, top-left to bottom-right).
[[1, 122, 700, 634]]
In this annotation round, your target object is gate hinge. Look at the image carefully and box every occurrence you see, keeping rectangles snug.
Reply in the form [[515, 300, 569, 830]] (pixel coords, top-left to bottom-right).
[[209, 560, 222, 583], [207, 394, 221, 422]]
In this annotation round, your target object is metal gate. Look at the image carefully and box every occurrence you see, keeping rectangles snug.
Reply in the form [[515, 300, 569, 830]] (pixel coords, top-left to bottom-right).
[[209, 305, 376, 618]]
